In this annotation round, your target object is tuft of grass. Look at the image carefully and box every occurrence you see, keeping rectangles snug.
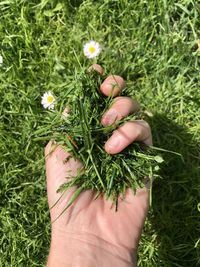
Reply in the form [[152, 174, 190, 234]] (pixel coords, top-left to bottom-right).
[[0, 0, 199, 266], [35, 70, 163, 215]]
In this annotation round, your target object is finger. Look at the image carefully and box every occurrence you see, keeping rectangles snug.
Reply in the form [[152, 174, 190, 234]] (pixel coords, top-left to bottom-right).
[[88, 64, 104, 75], [101, 96, 140, 126], [45, 141, 83, 195], [100, 75, 126, 97], [45, 142, 84, 212], [104, 120, 152, 154], [45, 144, 83, 179]]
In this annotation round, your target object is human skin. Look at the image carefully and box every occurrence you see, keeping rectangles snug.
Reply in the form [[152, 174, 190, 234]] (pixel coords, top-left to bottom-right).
[[45, 65, 152, 267]]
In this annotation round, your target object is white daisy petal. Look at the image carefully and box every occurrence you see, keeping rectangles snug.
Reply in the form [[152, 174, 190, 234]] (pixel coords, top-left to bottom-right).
[[41, 91, 56, 110], [83, 40, 101, 59]]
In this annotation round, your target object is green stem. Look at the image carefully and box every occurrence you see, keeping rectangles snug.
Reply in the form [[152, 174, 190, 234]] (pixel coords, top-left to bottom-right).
[[77, 97, 93, 150], [88, 149, 105, 190]]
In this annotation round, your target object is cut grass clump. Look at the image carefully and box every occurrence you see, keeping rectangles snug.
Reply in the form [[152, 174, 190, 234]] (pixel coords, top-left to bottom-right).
[[35, 70, 163, 210]]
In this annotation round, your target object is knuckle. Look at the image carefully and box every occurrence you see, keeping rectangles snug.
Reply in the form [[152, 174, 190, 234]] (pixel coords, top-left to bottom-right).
[[114, 97, 140, 113], [140, 120, 152, 138], [134, 120, 152, 138], [137, 120, 151, 130]]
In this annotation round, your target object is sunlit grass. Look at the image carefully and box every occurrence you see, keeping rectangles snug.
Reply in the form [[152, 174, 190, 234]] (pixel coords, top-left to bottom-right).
[[0, 0, 199, 266]]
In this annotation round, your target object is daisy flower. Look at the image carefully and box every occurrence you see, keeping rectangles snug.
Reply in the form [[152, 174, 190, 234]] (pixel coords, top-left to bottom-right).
[[41, 91, 56, 110], [0, 55, 3, 65], [83, 40, 101, 59]]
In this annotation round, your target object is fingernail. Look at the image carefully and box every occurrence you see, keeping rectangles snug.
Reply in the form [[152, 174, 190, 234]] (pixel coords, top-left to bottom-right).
[[107, 133, 120, 149], [102, 109, 118, 126]]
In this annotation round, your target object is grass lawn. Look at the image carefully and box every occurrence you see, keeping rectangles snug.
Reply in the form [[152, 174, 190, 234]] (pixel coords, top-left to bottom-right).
[[0, 0, 199, 266]]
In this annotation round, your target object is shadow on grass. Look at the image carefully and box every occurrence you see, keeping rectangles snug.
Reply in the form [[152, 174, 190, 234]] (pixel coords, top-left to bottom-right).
[[61, 0, 83, 13], [149, 113, 200, 267]]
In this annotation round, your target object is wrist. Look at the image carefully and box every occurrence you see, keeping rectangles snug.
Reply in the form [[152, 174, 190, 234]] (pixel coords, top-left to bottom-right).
[[47, 230, 136, 267]]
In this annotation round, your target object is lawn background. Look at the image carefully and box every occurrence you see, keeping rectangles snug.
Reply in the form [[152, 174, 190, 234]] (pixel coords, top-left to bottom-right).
[[0, 0, 199, 266]]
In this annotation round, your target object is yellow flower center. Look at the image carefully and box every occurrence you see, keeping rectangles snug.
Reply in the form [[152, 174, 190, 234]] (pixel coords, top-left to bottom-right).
[[47, 95, 54, 103], [89, 46, 96, 53]]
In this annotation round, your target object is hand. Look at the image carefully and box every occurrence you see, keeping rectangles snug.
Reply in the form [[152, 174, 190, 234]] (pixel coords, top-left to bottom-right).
[[45, 65, 152, 267]]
